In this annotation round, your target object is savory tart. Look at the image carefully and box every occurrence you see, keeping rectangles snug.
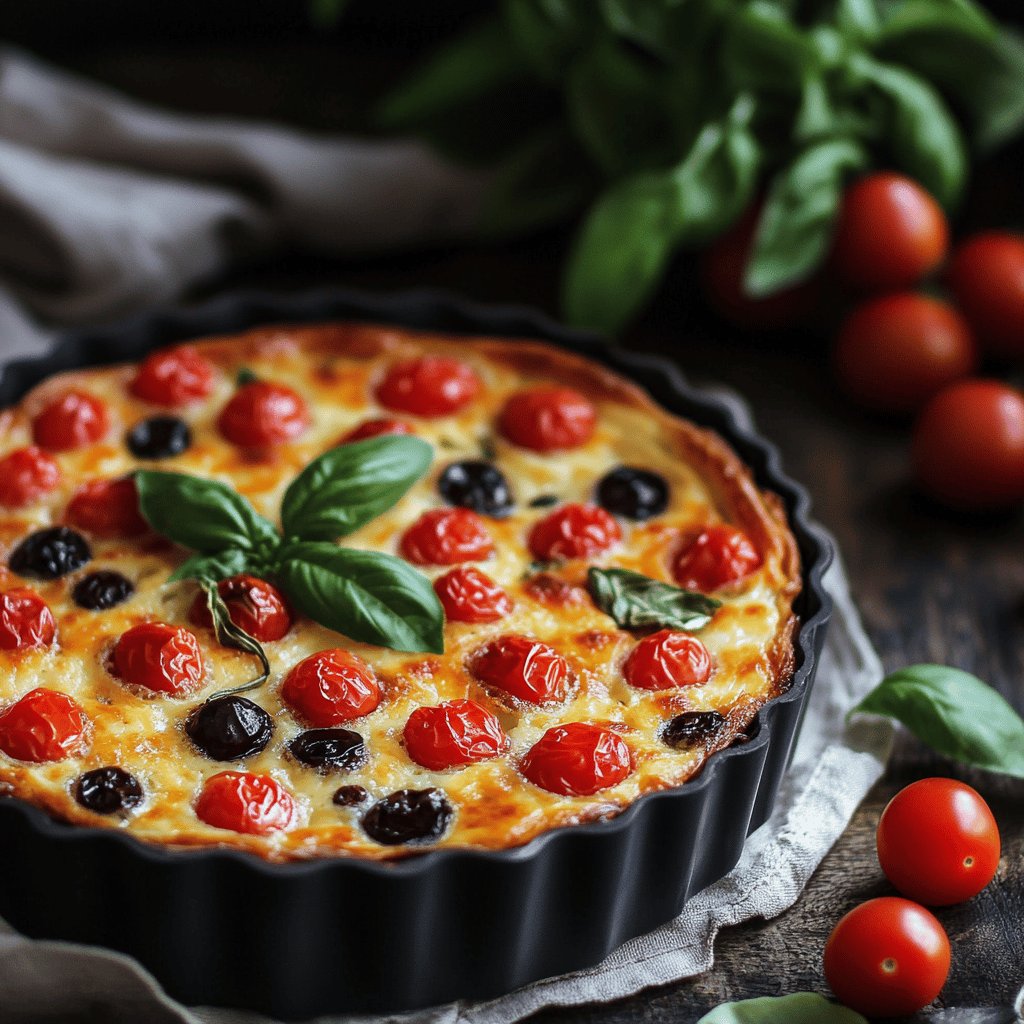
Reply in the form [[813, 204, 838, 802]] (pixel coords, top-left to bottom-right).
[[0, 323, 800, 860]]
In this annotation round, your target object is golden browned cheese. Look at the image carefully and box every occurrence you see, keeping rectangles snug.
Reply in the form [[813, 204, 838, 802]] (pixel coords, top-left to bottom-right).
[[0, 324, 800, 860]]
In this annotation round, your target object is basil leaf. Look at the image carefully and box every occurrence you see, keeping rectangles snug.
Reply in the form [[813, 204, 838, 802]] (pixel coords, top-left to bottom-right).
[[852, 664, 1024, 779], [503, 0, 591, 82], [280, 436, 433, 542], [200, 580, 272, 698], [698, 993, 867, 1024], [722, 2, 818, 93], [597, 0, 675, 59], [588, 567, 721, 632], [135, 471, 279, 555], [835, 0, 881, 42], [278, 542, 444, 654], [168, 549, 251, 584]]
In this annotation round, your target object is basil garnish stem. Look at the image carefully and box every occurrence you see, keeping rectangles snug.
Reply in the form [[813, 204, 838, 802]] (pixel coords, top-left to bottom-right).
[[201, 580, 272, 699]]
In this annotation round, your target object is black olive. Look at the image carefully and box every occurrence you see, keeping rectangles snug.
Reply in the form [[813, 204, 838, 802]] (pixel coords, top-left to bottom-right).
[[333, 785, 368, 807], [362, 788, 453, 845], [288, 728, 366, 772], [9, 527, 91, 580], [126, 416, 191, 459], [73, 767, 143, 814], [185, 696, 274, 761], [661, 710, 727, 750], [72, 570, 135, 611], [596, 466, 669, 521], [438, 460, 514, 518], [528, 494, 559, 508]]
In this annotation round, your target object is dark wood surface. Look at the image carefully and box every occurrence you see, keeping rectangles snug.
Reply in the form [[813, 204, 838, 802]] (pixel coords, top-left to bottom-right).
[[24, 35, 1024, 1022]]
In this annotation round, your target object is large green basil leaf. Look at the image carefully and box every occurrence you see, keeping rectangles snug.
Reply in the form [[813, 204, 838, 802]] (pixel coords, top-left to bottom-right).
[[588, 568, 720, 632], [698, 993, 867, 1024]]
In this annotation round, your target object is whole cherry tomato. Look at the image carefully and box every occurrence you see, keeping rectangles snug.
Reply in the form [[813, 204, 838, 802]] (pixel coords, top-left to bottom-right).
[[912, 380, 1024, 511], [32, 391, 109, 451], [832, 173, 949, 292], [403, 698, 509, 770], [877, 778, 1000, 906], [281, 648, 381, 727], [0, 447, 61, 508], [217, 381, 309, 447], [498, 387, 597, 452], [341, 417, 413, 444], [834, 294, 977, 415], [471, 635, 571, 705], [188, 574, 292, 642], [66, 477, 149, 538], [672, 524, 761, 592], [376, 357, 481, 417], [528, 503, 621, 561], [0, 588, 56, 651], [195, 770, 295, 835], [623, 629, 713, 690], [824, 897, 950, 1017], [112, 622, 205, 695], [520, 722, 633, 796], [400, 508, 494, 565], [0, 688, 90, 762], [433, 566, 512, 623], [130, 345, 216, 407]]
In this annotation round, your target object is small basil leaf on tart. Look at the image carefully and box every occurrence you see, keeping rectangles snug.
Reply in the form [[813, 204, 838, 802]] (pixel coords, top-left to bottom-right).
[[587, 567, 721, 632]]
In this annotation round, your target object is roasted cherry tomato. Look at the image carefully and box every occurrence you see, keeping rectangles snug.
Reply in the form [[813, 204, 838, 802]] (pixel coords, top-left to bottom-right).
[[528, 503, 621, 562], [834, 294, 977, 415], [376, 357, 481, 417], [0, 688, 90, 762], [341, 417, 413, 444], [673, 524, 761, 592], [112, 622, 205, 695], [217, 381, 310, 447], [65, 477, 149, 538], [823, 897, 950, 1018], [195, 770, 295, 835], [404, 698, 509, 770], [0, 447, 61, 508], [433, 566, 512, 623], [130, 345, 216, 407], [831, 172, 949, 292], [521, 722, 632, 796], [912, 380, 1024, 511], [498, 387, 597, 452], [188, 574, 292, 642], [281, 648, 381, 727], [32, 390, 109, 451], [623, 629, 713, 690], [877, 778, 1000, 906], [471, 635, 571, 705], [0, 588, 56, 651], [400, 508, 494, 565]]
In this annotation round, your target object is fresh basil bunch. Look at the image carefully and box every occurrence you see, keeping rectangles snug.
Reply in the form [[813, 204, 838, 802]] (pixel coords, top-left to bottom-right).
[[380, 0, 1024, 333]]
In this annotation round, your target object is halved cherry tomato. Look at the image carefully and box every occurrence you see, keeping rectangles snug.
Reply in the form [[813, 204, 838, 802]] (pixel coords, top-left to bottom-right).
[[66, 477, 149, 538], [195, 771, 295, 835], [0, 447, 61, 508], [188, 574, 292, 642], [0, 688, 90, 762], [0, 589, 56, 651], [673, 525, 761, 592], [130, 346, 216, 407], [400, 508, 494, 565], [498, 387, 596, 452], [376, 357, 481, 417], [112, 622, 205, 695], [823, 897, 950, 1017], [404, 698, 508, 770], [877, 777, 1000, 906], [434, 566, 512, 623], [32, 391, 109, 451], [528, 503, 621, 561], [217, 381, 310, 447], [623, 629, 712, 690], [521, 722, 632, 796], [341, 417, 413, 444], [471, 635, 571, 705], [281, 648, 381, 727]]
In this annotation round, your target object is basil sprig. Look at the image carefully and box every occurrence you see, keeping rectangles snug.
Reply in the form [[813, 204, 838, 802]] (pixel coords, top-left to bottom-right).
[[200, 580, 272, 698], [588, 567, 720, 632], [135, 435, 444, 657], [698, 993, 866, 1024]]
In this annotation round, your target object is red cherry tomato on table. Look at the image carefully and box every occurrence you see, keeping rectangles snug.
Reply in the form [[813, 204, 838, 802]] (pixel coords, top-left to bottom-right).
[[195, 771, 295, 835], [400, 508, 494, 565], [672, 525, 761, 592], [376, 357, 481, 417], [0, 447, 60, 508], [832, 173, 949, 292], [341, 417, 413, 444], [130, 346, 216, 407], [0, 589, 56, 651], [471, 635, 572, 705], [65, 477, 149, 538], [112, 622, 205, 695], [498, 387, 597, 452], [623, 630, 712, 690], [281, 648, 381, 727], [912, 380, 1024, 511], [823, 897, 950, 1018], [833, 294, 977, 415], [32, 391, 109, 451], [433, 566, 512, 623], [528, 503, 621, 562], [0, 688, 90, 763], [404, 699, 509, 770], [521, 722, 632, 796], [217, 381, 310, 447], [188, 574, 292, 643], [877, 778, 1000, 906]]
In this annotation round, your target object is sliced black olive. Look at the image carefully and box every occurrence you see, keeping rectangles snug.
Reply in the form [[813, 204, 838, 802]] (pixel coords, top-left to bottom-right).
[[661, 710, 727, 750], [126, 416, 191, 459], [362, 787, 453, 845], [288, 728, 366, 772], [73, 767, 143, 814], [528, 494, 559, 508], [596, 466, 669, 521], [72, 570, 135, 611], [438, 460, 514, 518], [9, 527, 91, 580], [333, 785, 368, 807], [185, 696, 274, 761]]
